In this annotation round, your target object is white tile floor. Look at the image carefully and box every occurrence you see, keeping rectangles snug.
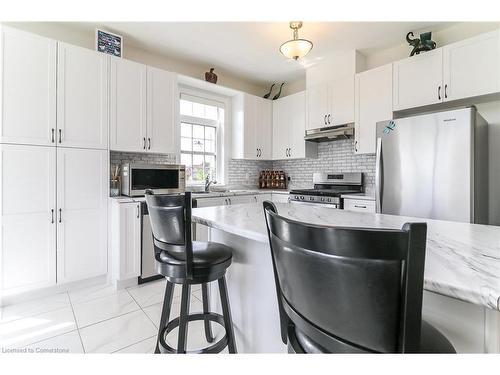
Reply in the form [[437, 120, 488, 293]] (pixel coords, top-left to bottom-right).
[[0, 279, 223, 354]]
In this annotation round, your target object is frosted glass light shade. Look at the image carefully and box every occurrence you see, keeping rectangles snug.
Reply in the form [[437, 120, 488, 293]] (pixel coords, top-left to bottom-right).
[[280, 38, 313, 60]]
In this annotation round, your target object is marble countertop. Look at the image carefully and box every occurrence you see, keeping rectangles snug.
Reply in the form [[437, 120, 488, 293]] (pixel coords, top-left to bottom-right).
[[341, 193, 376, 201], [192, 202, 500, 311], [109, 189, 289, 202]]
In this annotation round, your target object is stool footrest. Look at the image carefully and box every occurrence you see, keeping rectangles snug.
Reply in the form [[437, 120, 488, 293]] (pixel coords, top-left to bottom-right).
[[158, 312, 229, 354]]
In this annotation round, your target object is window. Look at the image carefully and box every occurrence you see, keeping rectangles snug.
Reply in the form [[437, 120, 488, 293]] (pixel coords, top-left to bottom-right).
[[180, 94, 224, 185]]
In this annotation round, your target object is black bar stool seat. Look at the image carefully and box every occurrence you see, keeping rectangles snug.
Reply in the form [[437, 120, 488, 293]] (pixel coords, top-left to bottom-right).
[[145, 191, 237, 354], [155, 241, 232, 283]]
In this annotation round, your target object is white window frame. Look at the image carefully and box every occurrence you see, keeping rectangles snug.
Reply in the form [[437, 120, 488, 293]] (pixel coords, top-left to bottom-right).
[[178, 86, 230, 186]]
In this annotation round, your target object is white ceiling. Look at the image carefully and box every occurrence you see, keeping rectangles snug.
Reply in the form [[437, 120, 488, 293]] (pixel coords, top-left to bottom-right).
[[67, 22, 454, 85]]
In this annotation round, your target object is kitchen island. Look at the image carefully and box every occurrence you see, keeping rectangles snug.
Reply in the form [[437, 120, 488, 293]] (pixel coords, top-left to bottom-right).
[[192, 202, 500, 353]]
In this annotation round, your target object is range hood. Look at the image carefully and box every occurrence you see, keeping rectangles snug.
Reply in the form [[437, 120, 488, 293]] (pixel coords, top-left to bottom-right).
[[304, 123, 354, 142]]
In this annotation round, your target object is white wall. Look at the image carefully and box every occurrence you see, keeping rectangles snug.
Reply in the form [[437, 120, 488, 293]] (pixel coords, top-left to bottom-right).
[[2, 22, 268, 96]]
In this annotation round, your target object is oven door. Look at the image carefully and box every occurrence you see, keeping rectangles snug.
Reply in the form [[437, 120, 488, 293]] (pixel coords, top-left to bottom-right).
[[129, 165, 185, 196]]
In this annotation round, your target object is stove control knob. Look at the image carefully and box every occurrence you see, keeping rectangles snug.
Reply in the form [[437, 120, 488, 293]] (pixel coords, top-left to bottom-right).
[[327, 198, 331, 203], [320, 197, 325, 202], [309, 197, 314, 201], [294, 195, 299, 200], [300, 196, 304, 200]]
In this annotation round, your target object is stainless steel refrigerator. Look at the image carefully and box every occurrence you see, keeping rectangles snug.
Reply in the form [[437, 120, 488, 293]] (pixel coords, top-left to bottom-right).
[[375, 107, 488, 224]]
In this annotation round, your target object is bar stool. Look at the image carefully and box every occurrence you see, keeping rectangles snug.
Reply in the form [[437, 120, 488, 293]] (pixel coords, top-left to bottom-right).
[[263, 201, 456, 354], [145, 190, 237, 354]]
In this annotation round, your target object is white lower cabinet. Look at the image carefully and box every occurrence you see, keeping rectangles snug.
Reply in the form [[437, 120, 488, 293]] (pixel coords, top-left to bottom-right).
[[0, 145, 107, 296], [56, 148, 108, 284], [110, 201, 141, 282], [343, 198, 376, 213], [0, 144, 56, 295]]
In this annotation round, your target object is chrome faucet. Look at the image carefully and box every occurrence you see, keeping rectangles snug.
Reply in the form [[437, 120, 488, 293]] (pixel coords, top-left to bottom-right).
[[205, 175, 217, 192]]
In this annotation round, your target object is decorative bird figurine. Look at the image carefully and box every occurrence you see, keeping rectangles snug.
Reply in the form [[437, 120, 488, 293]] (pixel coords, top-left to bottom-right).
[[263, 83, 275, 99], [272, 82, 285, 100]]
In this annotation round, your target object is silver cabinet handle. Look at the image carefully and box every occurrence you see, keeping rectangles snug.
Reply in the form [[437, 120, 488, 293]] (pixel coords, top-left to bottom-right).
[[355, 140, 358, 152], [58, 208, 62, 223], [51, 209, 54, 223], [438, 85, 441, 100], [254, 196, 258, 202], [148, 138, 151, 150], [354, 205, 367, 209], [137, 204, 140, 218], [256, 148, 258, 157], [324, 115, 327, 125], [289, 148, 292, 157], [328, 114, 331, 124], [224, 198, 228, 205], [143, 137, 146, 150], [444, 84, 448, 99], [58, 129, 62, 143], [228, 197, 232, 205], [51, 129, 55, 143]]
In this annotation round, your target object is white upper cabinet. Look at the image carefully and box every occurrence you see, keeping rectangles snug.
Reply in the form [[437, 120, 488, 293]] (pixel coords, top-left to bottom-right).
[[232, 93, 272, 160], [393, 48, 443, 110], [393, 29, 500, 111], [56, 147, 107, 284], [329, 74, 356, 127], [256, 98, 273, 159], [443, 29, 500, 101], [0, 144, 56, 295], [306, 51, 365, 129], [273, 91, 317, 160], [306, 83, 329, 130], [57, 43, 108, 149], [355, 64, 393, 154], [110, 57, 147, 152], [0, 27, 56, 146], [146, 66, 178, 154]]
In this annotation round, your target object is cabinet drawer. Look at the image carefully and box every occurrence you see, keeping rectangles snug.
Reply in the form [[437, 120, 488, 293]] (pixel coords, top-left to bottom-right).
[[343, 199, 375, 213]]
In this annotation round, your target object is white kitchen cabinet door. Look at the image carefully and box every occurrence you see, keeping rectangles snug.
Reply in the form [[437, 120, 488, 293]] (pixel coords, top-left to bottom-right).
[[393, 48, 443, 110], [272, 98, 289, 159], [118, 202, 141, 280], [329, 75, 355, 126], [306, 83, 329, 130], [0, 144, 56, 295], [288, 91, 308, 159], [110, 57, 147, 152], [193, 197, 227, 241], [56, 148, 107, 284], [256, 98, 273, 159], [57, 43, 108, 149], [443, 29, 500, 102], [0, 27, 56, 146], [355, 64, 393, 154], [147, 67, 177, 154]]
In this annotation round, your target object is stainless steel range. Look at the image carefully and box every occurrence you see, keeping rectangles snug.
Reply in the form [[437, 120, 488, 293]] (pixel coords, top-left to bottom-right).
[[289, 172, 363, 208]]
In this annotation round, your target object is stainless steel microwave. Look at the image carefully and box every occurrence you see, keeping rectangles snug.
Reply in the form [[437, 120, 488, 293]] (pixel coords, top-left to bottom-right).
[[121, 163, 186, 197]]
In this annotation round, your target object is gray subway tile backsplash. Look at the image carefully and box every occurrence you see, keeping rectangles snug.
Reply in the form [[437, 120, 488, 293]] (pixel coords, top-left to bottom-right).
[[111, 139, 375, 193]]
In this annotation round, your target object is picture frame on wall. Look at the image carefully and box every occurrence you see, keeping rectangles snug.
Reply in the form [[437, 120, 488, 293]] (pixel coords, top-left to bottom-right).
[[95, 28, 123, 57]]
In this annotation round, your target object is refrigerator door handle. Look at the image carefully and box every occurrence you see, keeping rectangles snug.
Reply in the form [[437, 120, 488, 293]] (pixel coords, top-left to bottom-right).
[[375, 137, 383, 214]]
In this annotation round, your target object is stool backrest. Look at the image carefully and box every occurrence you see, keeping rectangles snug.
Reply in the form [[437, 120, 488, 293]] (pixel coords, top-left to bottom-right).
[[145, 190, 193, 278], [263, 201, 427, 353]]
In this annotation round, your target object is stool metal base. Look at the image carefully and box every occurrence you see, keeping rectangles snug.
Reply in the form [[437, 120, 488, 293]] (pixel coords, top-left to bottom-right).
[[154, 276, 237, 354], [158, 313, 229, 354]]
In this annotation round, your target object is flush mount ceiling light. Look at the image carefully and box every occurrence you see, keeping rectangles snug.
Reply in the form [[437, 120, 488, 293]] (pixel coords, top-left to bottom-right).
[[279, 21, 313, 60]]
